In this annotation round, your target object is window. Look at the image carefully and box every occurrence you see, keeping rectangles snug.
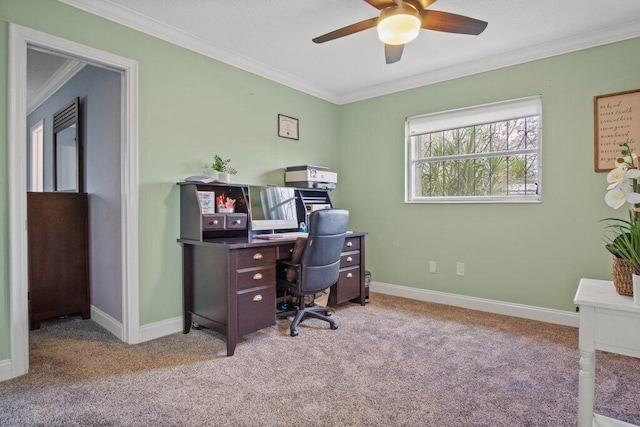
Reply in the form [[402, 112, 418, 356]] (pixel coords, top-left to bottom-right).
[[406, 96, 542, 203]]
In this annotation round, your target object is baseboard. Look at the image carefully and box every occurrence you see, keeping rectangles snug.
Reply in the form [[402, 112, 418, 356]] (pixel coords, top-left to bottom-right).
[[0, 358, 15, 382], [370, 281, 579, 327], [139, 316, 183, 343], [91, 305, 123, 340], [92, 305, 183, 344]]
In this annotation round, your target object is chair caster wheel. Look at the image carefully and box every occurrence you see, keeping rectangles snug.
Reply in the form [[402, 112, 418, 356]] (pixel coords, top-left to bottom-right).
[[290, 328, 299, 337], [330, 323, 338, 330]]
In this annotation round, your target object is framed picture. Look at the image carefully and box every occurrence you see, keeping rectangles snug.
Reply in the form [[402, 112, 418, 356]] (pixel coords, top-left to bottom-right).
[[278, 114, 299, 140], [594, 88, 640, 172]]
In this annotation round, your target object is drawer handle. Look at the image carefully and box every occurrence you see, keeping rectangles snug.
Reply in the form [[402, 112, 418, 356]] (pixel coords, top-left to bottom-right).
[[253, 294, 263, 302], [253, 253, 263, 260], [253, 273, 263, 280], [233, 220, 241, 225], [346, 241, 353, 247], [346, 256, 353, 262], [347, 272, 353, 278], [210, 220, 219, 225]]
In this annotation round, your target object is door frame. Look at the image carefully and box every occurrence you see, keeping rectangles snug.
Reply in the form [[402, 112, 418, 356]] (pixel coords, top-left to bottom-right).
[[7, 23, 140, 379]]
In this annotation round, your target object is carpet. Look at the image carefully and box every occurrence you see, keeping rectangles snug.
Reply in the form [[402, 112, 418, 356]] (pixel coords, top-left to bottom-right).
[[1, 293, 639, 426]]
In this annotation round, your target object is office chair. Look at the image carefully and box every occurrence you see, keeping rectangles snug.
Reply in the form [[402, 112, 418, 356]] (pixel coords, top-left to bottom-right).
[[276, 208, 349, 337]]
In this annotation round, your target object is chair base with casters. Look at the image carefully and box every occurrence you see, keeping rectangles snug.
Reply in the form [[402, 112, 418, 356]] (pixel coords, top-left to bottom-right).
[[277, 293, 337, 336], [275, 208, 349, 337]]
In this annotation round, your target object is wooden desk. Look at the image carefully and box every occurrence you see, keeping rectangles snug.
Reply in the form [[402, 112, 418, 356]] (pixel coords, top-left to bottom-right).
[[574, 278, 640, 427], [179, 232, 367, 356]]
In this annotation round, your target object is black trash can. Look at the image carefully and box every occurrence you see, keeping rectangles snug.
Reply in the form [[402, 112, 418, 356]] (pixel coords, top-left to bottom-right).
[[364, 270, 371, 303]]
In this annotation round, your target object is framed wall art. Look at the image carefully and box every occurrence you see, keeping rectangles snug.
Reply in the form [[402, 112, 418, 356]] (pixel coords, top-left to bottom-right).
[[278, 114, 299, 140], [594, 88, 640, 172]]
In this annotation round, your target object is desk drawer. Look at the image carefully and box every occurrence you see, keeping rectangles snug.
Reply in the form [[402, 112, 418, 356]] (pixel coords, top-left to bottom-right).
[[237, 266, 275, 291], [226, 213, 247, 230], [343, 237, 360, 251], [340, 251, 360, 268], [237, 285, 276, 336], [202, 214, 225, 231], [236, 247, 276, 268], [331, 266, 360, 304]]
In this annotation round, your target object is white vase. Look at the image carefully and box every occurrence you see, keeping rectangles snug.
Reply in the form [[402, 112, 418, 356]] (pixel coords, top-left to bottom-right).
[[634, 274, 640, 305], [218, 172, 230, 183]]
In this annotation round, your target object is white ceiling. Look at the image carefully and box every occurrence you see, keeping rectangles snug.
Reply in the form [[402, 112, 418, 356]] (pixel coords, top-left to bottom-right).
[[26, 47, 85, 114], [27, 48, 68, 101], [54, 0, 640, 104]]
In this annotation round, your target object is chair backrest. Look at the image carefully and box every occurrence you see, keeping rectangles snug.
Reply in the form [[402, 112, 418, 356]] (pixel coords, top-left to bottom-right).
[[298, 209, 349, 294]]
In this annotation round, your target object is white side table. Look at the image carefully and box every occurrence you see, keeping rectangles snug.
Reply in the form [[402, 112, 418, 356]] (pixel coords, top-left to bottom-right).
[[574, 278, 640, 427]]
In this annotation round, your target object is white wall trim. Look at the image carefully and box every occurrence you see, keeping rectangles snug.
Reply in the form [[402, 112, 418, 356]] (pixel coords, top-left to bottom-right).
[[371, 281, 579, 328], [139, 316, 182, 343], [0, 359, 13, 382], [6, 23, 140, 382], [58, 0, 640, 105], [8, 22, 31, 381], [90, 305, 123, 341], [339, 20, 640, 104], [57, 0, 339, 104], [27, 58, 86, 115]]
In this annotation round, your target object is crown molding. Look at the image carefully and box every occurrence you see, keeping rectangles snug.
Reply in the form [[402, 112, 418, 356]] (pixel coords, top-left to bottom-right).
[[57, 0, 340, 104], [338, 18, 640, 104], [58, 0, 640, 106], [27, 58, 85, 115]]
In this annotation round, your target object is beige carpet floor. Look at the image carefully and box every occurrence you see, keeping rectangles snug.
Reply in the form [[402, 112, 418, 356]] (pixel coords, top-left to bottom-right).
[[1, 292, 639, 426]]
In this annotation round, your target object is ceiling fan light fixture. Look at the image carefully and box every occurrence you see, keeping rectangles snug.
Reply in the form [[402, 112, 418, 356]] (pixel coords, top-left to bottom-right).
[[377, 5, 421, 45]]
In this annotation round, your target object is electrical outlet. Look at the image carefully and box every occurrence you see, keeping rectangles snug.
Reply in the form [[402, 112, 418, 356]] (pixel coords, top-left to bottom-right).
[[456, 262, 465, 276], [429, 261, 437, 273]]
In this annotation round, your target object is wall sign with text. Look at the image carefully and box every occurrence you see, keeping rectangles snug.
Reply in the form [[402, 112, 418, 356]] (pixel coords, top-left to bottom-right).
[[594, 89, 640, 172]]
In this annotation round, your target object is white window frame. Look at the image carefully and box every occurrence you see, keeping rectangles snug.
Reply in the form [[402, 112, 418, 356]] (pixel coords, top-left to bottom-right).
[[405, 96, 542, 204]]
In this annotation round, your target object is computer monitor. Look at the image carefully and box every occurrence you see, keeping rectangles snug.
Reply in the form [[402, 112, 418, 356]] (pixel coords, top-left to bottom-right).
[[248, 186, 299, 232]]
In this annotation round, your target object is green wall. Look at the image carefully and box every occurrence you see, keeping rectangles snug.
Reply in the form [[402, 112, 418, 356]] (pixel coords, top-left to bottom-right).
[[2, 0, 639, 364], [0, 0, 339, 360], [338, 38, 640, 311]]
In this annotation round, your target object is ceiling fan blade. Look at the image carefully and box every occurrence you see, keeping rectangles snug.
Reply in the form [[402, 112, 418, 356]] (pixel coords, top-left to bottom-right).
[[384, 44, 404, 64], [421, 10, 488, 35], [313, 17, 379, 43]]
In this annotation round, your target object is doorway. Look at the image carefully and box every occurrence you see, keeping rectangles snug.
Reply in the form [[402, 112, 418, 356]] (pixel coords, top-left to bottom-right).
[[27, 48, 123, 332], [7, 23, 140, 380]]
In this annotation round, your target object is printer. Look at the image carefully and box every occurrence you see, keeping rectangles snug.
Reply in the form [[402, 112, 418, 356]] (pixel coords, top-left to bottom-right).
[[285, 165, 337, 190]]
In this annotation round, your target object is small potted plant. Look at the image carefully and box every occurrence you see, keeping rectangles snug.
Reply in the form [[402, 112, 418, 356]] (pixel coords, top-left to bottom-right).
[[211, 155, 238, 183], [216, 194, 236, 213]]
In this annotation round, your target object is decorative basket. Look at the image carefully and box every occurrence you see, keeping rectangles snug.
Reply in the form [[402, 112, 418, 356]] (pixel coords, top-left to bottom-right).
[[612, 256, 634, 296]]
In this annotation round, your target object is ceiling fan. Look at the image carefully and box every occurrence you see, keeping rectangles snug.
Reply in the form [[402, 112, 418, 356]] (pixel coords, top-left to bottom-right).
[[312, 0, 488, 64]]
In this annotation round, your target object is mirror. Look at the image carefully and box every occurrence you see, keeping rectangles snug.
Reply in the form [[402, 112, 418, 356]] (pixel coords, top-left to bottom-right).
[[55, 125, 78, 191], [53, 97, 82, 192]]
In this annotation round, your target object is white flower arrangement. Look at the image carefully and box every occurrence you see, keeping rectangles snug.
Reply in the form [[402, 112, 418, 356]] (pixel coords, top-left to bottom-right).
[[605, 143, 640, 209], [603, 143, 640, 274]]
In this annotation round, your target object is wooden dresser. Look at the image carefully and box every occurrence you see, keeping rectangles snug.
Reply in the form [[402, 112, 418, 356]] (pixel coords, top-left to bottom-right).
[[27, 192, 90, 330]]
